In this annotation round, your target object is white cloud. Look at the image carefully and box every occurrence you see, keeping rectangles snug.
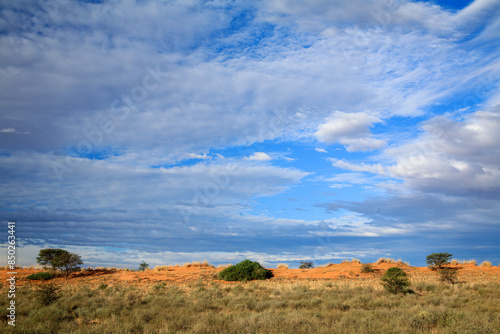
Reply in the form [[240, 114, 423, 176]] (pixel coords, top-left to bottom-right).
[[316, 111, 382, 141], [261, 0, 456, 34], [0, 128, 16, 133], [386, 109, 500, 196], [330, 106, 500, 198], [330, 158, 386, 175], [185, 153, 210, 160], [246, 152, 272, 161], [315, 148, 327, 153], [316, 111, 385, 151], [338, 137, 387, 152]]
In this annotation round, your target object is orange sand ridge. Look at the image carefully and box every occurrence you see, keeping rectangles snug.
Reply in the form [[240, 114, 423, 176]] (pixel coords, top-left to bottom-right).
[[3, 262, 499, 288]]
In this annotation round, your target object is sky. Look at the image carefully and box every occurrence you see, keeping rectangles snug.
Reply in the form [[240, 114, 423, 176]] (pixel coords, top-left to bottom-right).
[[1, 0, 499, 268]]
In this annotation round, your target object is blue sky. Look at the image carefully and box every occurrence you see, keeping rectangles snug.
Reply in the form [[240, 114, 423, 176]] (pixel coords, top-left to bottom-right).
[[1, 0, 499, 268]]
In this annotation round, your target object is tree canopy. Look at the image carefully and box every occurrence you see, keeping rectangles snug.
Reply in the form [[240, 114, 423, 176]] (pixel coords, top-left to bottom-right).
[[36, 248, 83, 278], [426, 252, 453, 270]]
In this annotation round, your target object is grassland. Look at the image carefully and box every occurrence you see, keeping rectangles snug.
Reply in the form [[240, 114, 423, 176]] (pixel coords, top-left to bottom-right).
[[1, 262, 499, 333]]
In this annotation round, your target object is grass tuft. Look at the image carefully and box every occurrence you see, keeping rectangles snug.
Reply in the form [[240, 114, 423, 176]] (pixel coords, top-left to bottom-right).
[[154, 265, 170, 271], [480, 261, 492, 267]]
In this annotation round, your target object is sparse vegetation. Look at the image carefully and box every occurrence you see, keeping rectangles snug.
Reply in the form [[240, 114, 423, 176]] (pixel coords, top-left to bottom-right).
[[154, 265, 170, 271], [277, 263, 288, 269], [218, 259, 273, 282], [381, 267, 411, 294], [2, 277, 499, 333], [426, 252, 453, 270]]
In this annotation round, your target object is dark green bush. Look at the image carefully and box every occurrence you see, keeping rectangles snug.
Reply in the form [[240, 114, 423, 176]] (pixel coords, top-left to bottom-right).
[[299, 261, 314, 269], [35, 283, 60, 306], [138, 262, 149, 271], [360, 263, 374, 273], [381, 267, 411, 294], [27, 272, 53, 280], [439, 268, 458, 284], [218, 260, 273, 282]]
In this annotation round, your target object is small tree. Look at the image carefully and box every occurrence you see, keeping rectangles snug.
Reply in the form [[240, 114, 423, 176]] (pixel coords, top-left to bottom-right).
[[138, 262, 149, 271], [439, 267, 458, 284], [36, 249, 83, 278], [299, 261, 314, 269], [426, 253, 452, 270], [35, 283, 60, 306], [381, 267, 411, 294]]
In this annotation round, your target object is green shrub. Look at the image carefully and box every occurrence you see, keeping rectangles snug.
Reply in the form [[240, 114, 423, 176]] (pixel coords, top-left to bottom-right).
[[439, 268, 458, 284], [360, 263, 374, 273], [218, 260, 273, 282], [138, 262, 149, 271], [381, 267, 411, 294], [35, 283, 60, 306], [27, 272, 53, 280]]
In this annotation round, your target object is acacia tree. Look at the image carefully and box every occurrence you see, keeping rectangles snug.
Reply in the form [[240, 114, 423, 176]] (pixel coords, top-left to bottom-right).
[[299, 261, 314, 269], [37, 249, 83, 278], [426, 252, 453, 270]]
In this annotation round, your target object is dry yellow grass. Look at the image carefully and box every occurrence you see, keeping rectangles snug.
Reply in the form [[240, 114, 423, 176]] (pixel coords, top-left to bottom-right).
[[480, 261, 492, 267], [154, 265, 170, 271], [277, 263, 288, 269], [376, 258, 396, 265]]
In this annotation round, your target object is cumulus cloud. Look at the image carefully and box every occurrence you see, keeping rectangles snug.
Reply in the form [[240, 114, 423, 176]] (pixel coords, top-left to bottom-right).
[[386, 109, 500, 197], [246, 152, 273, 161], [327, 107, 500, 198], [316, 111, 385, 151]]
